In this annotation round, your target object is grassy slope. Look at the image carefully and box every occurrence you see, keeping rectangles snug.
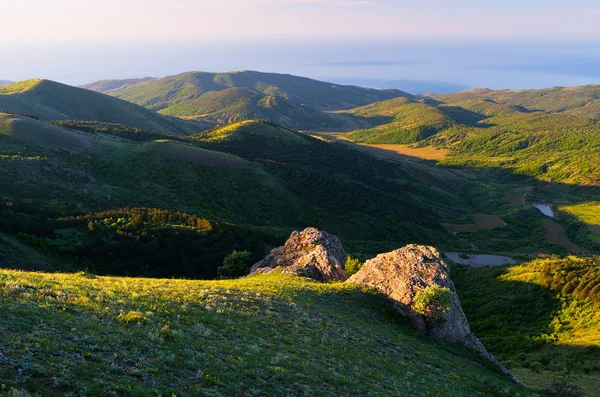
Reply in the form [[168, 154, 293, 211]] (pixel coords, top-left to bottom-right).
[[340, 97, 462, 144], [158, 87, 343, 130], [452, 256, 600, 396], [101, 71, 407, 112], [0, 269, 537, 397], [0, 79, 201, 136]]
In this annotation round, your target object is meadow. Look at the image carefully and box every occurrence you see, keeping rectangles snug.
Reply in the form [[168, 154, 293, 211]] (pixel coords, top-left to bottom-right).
[[0, 270, 537, 397]]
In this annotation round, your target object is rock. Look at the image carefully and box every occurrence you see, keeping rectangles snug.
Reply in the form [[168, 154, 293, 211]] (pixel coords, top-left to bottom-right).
[[249, 227, 348, 282], [347, 244, 522, 385]]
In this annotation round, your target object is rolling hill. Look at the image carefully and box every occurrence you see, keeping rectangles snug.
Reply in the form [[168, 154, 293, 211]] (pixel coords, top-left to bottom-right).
[[327, 84, 600, 186], [87, 71, 407, 111], [158, 87, 344, 130], [430, 85, 600, 119], [339, 96, 464, 144], [82, 71, 408, 130], [0, 79, 204, 135], [0, 79, 13, 87]]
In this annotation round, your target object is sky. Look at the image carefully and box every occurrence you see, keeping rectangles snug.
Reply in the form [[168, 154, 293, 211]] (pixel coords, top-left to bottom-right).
[[1, 0, 600, 89], [2, 0, 600, 42]]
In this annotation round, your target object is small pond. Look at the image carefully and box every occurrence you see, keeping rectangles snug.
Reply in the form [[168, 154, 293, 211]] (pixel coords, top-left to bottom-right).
[[533, 203, 555, 217], [444, 252, 518, 267]]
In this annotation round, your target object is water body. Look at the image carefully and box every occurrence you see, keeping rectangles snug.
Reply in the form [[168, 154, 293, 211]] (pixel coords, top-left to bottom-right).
[[533, 204, 555, 217], [1, 39, 600, 91], [444, 252, 518, 267]]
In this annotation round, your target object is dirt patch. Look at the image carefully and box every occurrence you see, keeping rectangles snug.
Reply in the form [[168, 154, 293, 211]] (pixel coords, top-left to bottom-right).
[[542, 219, 587, 253], [504, 193, 525, 204], [442, 214, 506, 233]]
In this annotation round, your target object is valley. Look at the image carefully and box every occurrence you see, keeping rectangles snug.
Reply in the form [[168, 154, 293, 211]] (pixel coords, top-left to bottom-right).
[[1, 72, 600, 396]]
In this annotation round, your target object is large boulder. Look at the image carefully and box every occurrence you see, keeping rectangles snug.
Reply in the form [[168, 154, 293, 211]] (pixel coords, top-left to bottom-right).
[[250, 227, 348, 282], [348, 244, 521, 384]]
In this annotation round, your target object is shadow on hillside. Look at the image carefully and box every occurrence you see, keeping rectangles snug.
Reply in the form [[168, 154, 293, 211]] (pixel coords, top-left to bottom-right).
[[451, 263, 600, 383]]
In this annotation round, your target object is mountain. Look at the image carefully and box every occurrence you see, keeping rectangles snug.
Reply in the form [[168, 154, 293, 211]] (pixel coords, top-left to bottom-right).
[[0, 79, 203, 135], [158, 87, 344, 130], [80, 77, 155, 94], [82, 71, 408, 130], [87, 71, 407, 111], [0, 80, 13, 87], [430, 85, 600, 119]]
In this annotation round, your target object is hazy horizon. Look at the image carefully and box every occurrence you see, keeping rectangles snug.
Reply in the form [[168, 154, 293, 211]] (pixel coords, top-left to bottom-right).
[[2, 39, 600, 92]]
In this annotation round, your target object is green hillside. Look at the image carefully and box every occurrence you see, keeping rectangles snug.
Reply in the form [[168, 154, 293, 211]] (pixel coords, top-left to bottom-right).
[[159, 87, 343, 130], [453, 256, 600, 396], [335, 85, 600, 186], [0, 269, 536, 397], [0, 114, 481, 277], [341, 97, 461, 144], [431, 85, 600, 118], [0, 79, 202, 136], [91, 71, 407, 111]]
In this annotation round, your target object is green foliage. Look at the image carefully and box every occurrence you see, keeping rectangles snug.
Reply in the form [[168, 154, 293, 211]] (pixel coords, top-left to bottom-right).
[[217, 250, 252, 279], [413, 285, 455, 319], [344, 256, 364, 276]]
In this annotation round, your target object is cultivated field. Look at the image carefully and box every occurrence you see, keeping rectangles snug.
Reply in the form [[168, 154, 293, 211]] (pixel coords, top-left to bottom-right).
[[542, 219, 587, 253]]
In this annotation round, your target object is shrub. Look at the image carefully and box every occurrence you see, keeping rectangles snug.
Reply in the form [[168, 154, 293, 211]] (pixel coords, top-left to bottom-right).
[[413, 285, 455, 320], [344, 256, 364, 277], [116, 311, 146, 324], [217, 250, 252, 279]]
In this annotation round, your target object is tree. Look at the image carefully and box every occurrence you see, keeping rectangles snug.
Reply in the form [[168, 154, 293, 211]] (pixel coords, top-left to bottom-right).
[[217, 250, 252, 279], [344, 256, 363, 277]]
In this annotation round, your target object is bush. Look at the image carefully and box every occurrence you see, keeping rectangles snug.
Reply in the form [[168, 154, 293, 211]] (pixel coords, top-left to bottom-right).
[[413, 285, 455, 320], [344, 257, 364, 277], [217, 250, 252, 279]]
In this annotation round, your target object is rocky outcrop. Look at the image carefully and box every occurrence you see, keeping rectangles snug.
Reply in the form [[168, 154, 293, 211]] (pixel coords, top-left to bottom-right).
[[347, 244, 522, 385], [250, 227, 348, 282]]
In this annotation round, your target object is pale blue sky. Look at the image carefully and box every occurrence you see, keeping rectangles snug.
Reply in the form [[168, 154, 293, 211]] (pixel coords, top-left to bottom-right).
[[2, 0, 600, 42]]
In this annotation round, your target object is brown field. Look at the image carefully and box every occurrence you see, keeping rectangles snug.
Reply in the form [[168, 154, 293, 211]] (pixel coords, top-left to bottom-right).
[[312, 132, 447, 161], [542, 219, 587, 253], [442, 214, 507, 233], [504, 193, 525, 204], [353, 143, 448, 161]]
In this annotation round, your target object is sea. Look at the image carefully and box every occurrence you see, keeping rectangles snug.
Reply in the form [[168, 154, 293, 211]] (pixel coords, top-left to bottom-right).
[[1, 39, 600, 93]]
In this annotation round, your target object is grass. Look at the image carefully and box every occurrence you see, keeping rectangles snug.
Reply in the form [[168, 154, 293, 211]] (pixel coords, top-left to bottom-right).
[[452, 256, 600, 396], [0, 269, 540, 396], [561, 203, 600, 244]]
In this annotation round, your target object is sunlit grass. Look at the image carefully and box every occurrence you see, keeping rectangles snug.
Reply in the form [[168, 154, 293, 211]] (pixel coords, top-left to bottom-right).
[[0, 269, 535, 396]]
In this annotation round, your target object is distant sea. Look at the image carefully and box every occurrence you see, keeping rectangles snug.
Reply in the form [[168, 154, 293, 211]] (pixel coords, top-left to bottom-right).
[[2, 39, 600, 93]]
